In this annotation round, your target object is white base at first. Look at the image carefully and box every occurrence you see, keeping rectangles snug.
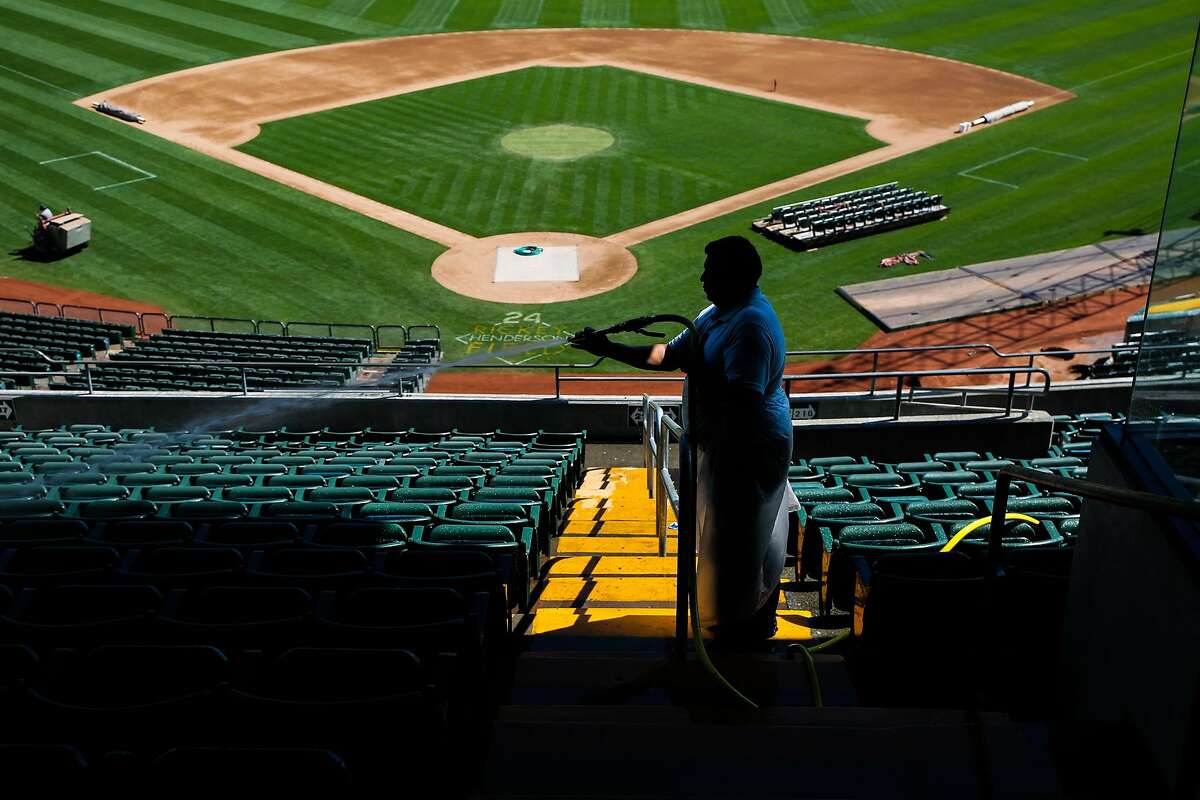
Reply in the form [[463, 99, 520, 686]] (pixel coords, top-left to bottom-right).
[[494, 245, 580, 282]]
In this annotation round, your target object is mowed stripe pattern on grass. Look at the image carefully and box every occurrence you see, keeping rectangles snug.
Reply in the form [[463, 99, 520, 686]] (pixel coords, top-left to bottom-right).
[[0, 0, 1192, 364], [238, 65, 882, 238]]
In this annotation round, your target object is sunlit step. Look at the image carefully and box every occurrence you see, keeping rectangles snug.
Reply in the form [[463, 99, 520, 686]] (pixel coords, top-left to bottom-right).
[[546, 556, 677, 577]]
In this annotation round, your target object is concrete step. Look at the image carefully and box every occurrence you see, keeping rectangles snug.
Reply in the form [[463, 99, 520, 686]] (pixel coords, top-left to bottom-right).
[[482, 704, 1059, 798]]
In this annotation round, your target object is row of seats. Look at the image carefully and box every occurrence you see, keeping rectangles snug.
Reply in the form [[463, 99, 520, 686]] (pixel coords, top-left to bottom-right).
[[0, 423, 588, 788], [0, 642, 456, 790], [1087, 328, 1200, 380], [796, 413, 1113, 708], [752, 182, 949, 249], [1, 311, 442, 393]]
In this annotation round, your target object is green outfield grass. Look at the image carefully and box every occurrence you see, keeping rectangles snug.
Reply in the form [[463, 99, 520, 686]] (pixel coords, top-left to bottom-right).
[[239, 66, 881, 238], [0, 0, 1195, 366]]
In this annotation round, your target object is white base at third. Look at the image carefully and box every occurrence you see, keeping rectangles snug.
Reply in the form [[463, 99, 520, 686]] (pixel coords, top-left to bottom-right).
[[493, 245, 580, 283]]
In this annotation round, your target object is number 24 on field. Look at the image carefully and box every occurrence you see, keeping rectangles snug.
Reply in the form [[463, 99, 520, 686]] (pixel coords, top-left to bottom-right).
[[503, 312, 542, 324]]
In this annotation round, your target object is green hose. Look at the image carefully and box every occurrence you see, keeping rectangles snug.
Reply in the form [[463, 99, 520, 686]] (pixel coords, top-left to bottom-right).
[[688, 570, 760, 710], [788, 630, 850, 708]]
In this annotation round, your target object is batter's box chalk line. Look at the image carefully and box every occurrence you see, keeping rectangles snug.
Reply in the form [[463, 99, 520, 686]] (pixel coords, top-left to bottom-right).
[[958, 146, 1089, 190], [39, 151, 157, 191]]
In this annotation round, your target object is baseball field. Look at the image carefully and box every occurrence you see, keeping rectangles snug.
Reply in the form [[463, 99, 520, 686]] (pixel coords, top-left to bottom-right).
[[0, 0, 1194, 363]]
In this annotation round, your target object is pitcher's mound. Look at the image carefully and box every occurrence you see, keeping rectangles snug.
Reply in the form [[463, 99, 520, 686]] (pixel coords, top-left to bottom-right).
[[431, 232, 637, 303]]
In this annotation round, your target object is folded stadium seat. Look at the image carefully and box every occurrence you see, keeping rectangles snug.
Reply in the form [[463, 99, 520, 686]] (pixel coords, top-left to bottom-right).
[[246, 547, 371, 590], [962, 459, 1015, 475], [119, 546, 244, 587], [92, 520, 194, 547], [316, 587, 484, 659], [954, 480, 1040, 501], [22, 455, 73, 469], [435, 501, 546, 556], [267, 474, 328, 490], [892, 461, 950, 477], [262, 501, 342, 521], [461, 451, 515, 469], [849, 551, 988, 707], [298, 464, 356, 480], [1056, 517, 1080, 544], [930, 451, 984, 464], [309, 521, 407, 550], [983, 495, 1079, 521], [413, 475, 481, 492], [22, 644, 231, 747], [469, 487, 556, 531], [358, 430, 411, 444], [100, 462, 158, 477], [819, 522, 948, 613], [431, 464, 491, 478], [387, 487, 464, 514], [294, 448, 340, 461], [304, 487, 378, 507], [77, 499, 159, 521], [411, 524, 534, 611], [239, 449, 284, 460], [277, 428, 320, 444], [167, 463, 223, 477], [340, 474, 402, 491], [167, 500, 250, 522], [36, 461, 94, 477], [199, 521, 301, 550], [266, 456, 318, 469], [119, 472, 184, 488], [791, 487, 857, 506], [407, 431, 453, 444], [919, 470, 982, 499], [204, 454, 254, 468], [140, 486, 213, 504], [825, 463, 884, 480], [797, 501, 902, 580], [140, 746, 351, 793], [903, 499, 982, 528], [222, 486, 294, 507], [365, 465, 423, 481], [788, 463, 821, 481], [375, 549, 506, 619], [158, 585, 314, 647], [843, 473, 922, 500], [807, 456, 862, 468], [0, 498, 65, 518], [191, 473, 255, 490], [435, 442, 476, 453], [0, 468, 34, 482], [232, 464, 291, 480], [1024, 456, 1084, 472], [0, 584, 163, 647], [0, 518, 89, 546], [225, 649, 443, 778], [941, 518, 1064, 550], [355, 502, 434, 526], [0, 545, 122, 587], [0, 483, 50, 502]]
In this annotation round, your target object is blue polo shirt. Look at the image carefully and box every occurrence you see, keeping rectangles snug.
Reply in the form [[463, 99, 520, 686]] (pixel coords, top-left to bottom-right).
[[667, 288, 791, 444]]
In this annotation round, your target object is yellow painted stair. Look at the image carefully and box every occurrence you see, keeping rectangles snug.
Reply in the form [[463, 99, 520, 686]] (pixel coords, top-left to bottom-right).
[[528, 467, 813, 640]]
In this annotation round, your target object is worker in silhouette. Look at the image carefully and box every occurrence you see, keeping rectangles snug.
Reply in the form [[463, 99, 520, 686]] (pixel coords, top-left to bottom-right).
[[573, 235, 795, 645]]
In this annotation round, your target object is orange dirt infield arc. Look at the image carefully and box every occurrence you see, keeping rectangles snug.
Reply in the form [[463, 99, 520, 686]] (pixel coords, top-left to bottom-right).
[[426, 284, 1146, 396], [80, 28, 1067, 304], [0, 277, 165, 316]]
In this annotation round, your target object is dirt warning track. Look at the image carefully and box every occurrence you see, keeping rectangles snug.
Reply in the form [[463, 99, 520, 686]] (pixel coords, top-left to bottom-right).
[[79, 29, 1067, 302]]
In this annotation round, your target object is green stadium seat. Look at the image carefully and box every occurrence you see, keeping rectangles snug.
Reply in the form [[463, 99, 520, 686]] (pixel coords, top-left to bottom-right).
[[268, 475, 328, 489], [143, 486, 213, 503], [58, 485, 131, 502], [820, 522, 947, 612], [192, 473, 256, 489], [356, 502, 434, 525], [79, 499, 158, 520], [0, 483, 49, 501], [169, 500, 250, 520], [263, 501, 341, 519], [309, 521, 407, 549], [306, 487, 376, 506], [340, 475, 402, 490], [232, 463, 289, 477], [118, 472, 183, 487]]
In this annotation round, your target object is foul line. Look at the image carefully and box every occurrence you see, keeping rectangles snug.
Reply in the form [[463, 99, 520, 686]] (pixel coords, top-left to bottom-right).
[[1069, 49, 1193, 93], [0, 64, 75, 96], [959, 146, 1089, 190], [38, 150, 156, 191]]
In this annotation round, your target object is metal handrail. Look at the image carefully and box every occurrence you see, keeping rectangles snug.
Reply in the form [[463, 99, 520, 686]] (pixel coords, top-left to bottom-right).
[[0, 347, 57, 364], [987, 464, 1198, 579], [643, 396, 683, 558]]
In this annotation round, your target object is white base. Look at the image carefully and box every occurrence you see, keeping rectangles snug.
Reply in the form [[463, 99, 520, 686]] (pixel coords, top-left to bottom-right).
[[494, 245, 579, 282]]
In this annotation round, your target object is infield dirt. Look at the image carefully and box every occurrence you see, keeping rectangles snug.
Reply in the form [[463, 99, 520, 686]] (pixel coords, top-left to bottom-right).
[[79, 28, 1067, 304]]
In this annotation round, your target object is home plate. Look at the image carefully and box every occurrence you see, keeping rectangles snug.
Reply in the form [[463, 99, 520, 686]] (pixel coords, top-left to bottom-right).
[[494, 245, 580, 283]]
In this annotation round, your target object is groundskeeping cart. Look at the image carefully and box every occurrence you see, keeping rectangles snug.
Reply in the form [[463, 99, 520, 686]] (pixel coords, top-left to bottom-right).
[[32, 212, 91, 256]]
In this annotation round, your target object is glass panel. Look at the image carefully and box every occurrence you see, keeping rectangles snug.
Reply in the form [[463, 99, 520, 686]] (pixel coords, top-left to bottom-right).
[[1128, 24, 1200, 495]]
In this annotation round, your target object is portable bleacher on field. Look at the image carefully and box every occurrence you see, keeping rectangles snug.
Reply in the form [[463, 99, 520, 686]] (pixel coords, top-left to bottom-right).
[[752, 182, 949, 250]]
